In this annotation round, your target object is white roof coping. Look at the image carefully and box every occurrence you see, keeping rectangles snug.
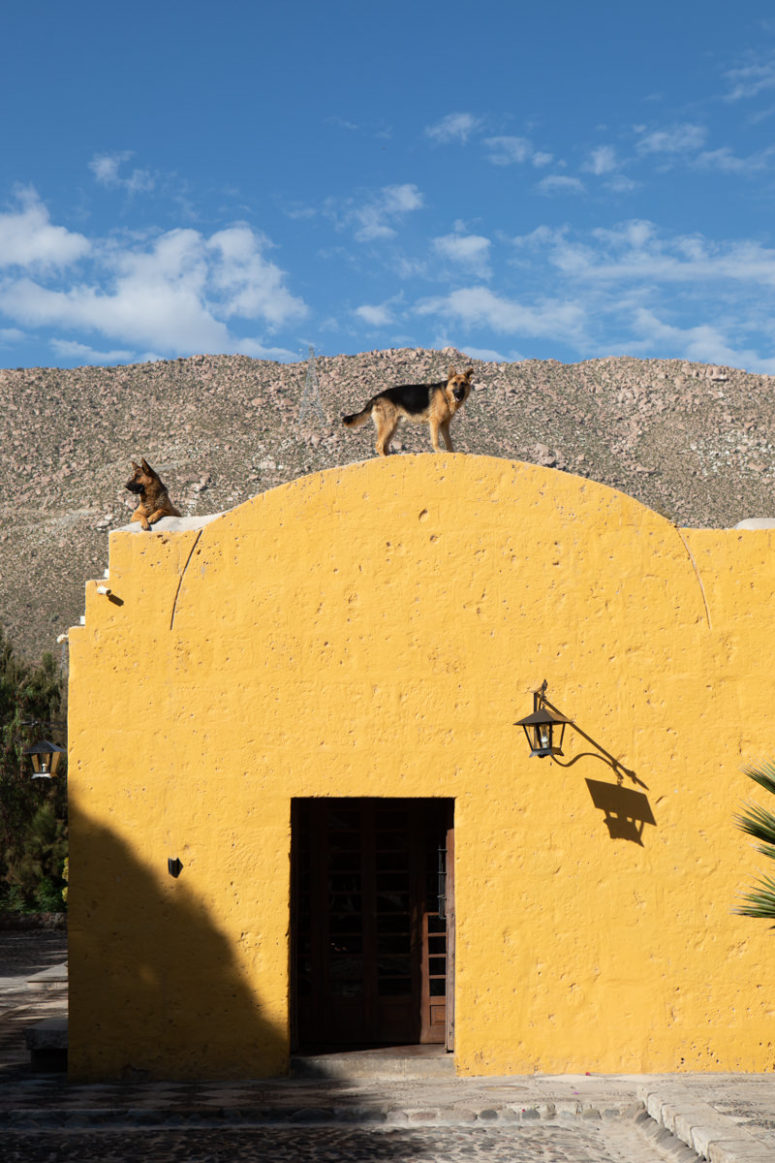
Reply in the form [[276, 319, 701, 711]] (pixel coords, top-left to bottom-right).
[[734, 518, 775, 530], [113, 513, 224, 534]]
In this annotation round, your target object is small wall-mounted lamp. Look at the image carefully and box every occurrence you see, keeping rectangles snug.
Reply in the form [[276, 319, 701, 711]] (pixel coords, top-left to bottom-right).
[[95, 583, 123, 606], [515, 680, 572, 758], [20, 719, 66, 781], [23, 738, 66, 780]]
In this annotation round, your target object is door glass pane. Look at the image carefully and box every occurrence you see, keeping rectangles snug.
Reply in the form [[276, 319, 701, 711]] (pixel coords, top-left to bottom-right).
[[377, 933, 411, 954], [377, 850, 409, 871], [329, 911, 362, 933], [378, 977, 412, 996]]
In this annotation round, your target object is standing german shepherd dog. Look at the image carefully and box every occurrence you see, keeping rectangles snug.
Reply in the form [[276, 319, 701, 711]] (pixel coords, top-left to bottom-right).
[[125, 459, 181, 530], [342, 366, 474, 456]]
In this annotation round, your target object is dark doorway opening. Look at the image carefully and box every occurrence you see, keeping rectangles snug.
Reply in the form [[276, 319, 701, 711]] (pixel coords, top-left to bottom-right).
[[291, 797, 454, 1050]]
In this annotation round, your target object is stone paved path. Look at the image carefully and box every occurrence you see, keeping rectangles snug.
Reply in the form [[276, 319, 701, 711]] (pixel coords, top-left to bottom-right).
[[0, 1117, 691, 1163]]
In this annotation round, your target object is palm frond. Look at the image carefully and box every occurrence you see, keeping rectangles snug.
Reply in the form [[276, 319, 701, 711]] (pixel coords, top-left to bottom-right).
[[736, 874, 775, 923], [736, 764, 775, 922], [743, 762, 775, 799], [735, 801, 775, 853]]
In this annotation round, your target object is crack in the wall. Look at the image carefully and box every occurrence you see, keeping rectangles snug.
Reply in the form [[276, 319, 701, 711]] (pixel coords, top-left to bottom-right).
[[169, 530, 203, 631], [675, 527, 712, 631]]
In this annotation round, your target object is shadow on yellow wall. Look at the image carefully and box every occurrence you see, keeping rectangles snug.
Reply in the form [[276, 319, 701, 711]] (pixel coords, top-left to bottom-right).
[[539, 691, 657, 846], [584, 779, 656, 845], [69, 805, 285, 1081]]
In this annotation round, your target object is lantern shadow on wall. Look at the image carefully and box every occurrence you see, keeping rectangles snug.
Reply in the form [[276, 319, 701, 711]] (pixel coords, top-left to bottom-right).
[[516, 681, 657, 846], [584, 779, 656, 846]]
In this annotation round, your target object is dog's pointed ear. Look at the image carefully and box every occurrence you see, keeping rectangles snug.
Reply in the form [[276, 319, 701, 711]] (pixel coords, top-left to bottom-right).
[[131, 460, 141, 470], [141, 458, 152, 473], [448, 365, 457, 378], [464, 367, 474, 379]]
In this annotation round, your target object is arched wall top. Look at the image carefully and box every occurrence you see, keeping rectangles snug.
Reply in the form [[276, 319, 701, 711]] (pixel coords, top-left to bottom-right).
[[181, 453, 674, 537], [100, 454, 713, 643]]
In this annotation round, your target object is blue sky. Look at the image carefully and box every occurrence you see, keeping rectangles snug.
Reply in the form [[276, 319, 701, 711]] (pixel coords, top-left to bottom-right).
[[4, 1, 775, 371]]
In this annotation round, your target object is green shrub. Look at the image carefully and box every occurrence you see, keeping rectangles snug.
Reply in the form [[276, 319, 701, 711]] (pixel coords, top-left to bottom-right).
[[0, 629, 67, 914]]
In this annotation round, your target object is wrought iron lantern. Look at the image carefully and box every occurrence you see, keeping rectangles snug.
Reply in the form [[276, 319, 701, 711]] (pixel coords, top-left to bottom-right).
[[515, 680, 572, 758], [23, 738, 65, 780]]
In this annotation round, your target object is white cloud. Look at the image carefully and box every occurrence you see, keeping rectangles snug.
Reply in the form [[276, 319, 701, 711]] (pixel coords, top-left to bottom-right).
[[694, 145, 775, 174], [425, 113, 482, 144], [537, 174, 585, 195], [484, 136, 553, 167], [635, 122, 707, 154], [2, 271, 230, 353], [724, 57, 775, 101], [581, 147, 638, 190], [207, 223, 307, 327], [283, 203, 318, 221], [89, 152, 155, 194], [232, 338, 301, 360], [584, 145, 618, 175], [89, 153, 127, 185], [629, 308, 766, 370], [327, 116, 360, 132], [606, 174, 638, 193], [512, 224, 567, 250], [50, 339, 134, 364], [498, 218, 775, 371], [484, 136, 531, 165], [381, 185, 423, 214], [354, 303, 394, 327], [591, 218, 655, 251], [0, 188, 90, 270], [432, 230, 491, 277], [393, 255, 428, 280], [416, 285, 587, 344], [347, 184, 424, 242], [0, 216, 308, 357], [537, 218, 775, 287], [462, 344, 515, 362]]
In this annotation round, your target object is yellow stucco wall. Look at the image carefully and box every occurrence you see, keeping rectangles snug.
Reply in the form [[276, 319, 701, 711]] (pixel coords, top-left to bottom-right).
[[67, 454, 775, 1079]]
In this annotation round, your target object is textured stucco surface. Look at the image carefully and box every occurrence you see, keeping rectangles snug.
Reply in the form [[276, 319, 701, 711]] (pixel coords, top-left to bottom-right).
[[67, 454, 775, 1080]]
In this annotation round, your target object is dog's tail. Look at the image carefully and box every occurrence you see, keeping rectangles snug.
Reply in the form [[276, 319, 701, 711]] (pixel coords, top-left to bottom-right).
[[341, 401, 374, 429]]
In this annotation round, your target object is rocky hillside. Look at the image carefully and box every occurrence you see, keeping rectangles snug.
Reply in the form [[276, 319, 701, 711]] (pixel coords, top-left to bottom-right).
[[2, 347, 774, 663]]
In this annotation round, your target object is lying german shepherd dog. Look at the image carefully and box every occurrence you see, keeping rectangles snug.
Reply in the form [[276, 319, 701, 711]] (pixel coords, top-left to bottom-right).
[[342, 366, 474, 455], [125, 459, 181, 530]]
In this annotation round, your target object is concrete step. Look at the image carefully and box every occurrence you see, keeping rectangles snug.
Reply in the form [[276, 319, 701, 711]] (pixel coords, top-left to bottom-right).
[[27, 962, 67, 991], [292, 1044, 455, 1081], [24, 1016, 67, 1072]]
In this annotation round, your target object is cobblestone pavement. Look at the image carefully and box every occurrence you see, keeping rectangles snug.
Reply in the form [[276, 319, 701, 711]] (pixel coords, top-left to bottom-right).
[[0, 1116, 692, 1163]]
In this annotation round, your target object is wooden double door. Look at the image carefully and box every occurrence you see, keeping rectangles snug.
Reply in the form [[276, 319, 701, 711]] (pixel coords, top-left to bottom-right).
[[292, 798, 454, 1049]]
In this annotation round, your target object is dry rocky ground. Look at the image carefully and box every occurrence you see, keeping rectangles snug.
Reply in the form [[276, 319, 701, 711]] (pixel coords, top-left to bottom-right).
[[1, 346, 774, 663]]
